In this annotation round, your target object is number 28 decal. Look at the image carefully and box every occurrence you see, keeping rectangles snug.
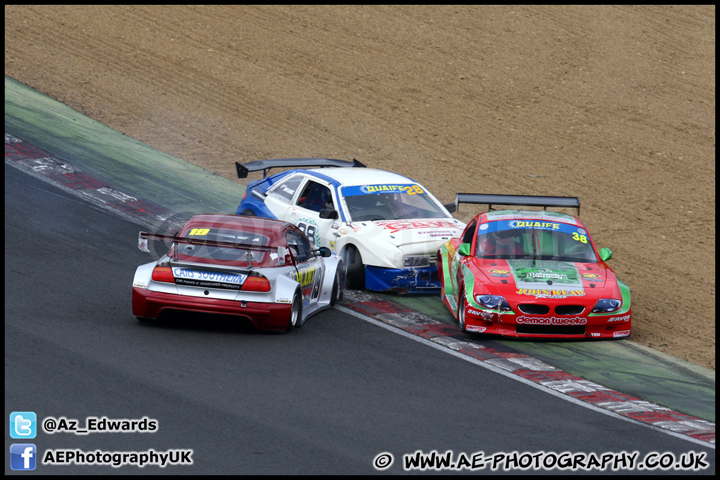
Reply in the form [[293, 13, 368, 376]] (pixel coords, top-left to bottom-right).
[[297, 222, 318, 247]]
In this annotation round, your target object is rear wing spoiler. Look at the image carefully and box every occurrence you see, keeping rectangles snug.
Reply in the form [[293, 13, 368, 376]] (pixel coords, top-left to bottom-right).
[[138, 232, 295, 267], [236, 157, 366, 178], [455, 193, 580, 215]]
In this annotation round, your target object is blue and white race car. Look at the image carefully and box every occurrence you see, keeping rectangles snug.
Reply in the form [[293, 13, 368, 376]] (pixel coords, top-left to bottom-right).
[[235, 158, 465, 292]]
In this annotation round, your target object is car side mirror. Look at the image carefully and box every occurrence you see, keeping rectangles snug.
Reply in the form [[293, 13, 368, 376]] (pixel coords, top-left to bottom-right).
[[458, 243, 471, 256], [598, 247, 612, 262], [319, 208, 339, 219], [316, 246, 332, 257], [443, 202, 457, 213]]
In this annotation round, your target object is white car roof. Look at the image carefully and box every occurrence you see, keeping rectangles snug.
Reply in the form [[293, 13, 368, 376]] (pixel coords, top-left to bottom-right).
[[313, 168, 418, 186]]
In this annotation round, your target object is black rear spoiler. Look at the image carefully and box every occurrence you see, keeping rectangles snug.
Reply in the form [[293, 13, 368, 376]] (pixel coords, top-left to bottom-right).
[[235, 157, 366, 179], [138, 232, 294, 267], [455, 193, 580, 215]]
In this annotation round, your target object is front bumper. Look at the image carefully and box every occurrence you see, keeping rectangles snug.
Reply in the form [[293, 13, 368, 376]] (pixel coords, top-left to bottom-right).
[[364, 265, 440, 293], [462, 308, 632, 339], [132, 287, 292, 331]]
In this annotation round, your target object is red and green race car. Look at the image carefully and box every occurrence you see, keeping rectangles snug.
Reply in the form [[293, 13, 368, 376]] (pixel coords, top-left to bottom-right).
[[437, 194, 631, 339]]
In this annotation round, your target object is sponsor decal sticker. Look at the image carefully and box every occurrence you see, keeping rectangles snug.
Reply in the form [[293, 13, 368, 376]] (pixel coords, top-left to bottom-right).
[[467, 308, 496, 321], [466, 325, 487, 333], [488, 269, 511, 277], [172, 268, 247, 289], [509, 260, 584, 295], [509, 220, 560, 230], [416, 230, 458, 237], [515, 288, 585, 299], [376, 220, 459, 231], [444, 240, 456, 257], [357, 184, 425, 195], [607, 314, 631, 323], [613, 330, 631, 338], [525, 270, 568, 280], [296, 267, 317, 288], [516, 315, 587, 326]]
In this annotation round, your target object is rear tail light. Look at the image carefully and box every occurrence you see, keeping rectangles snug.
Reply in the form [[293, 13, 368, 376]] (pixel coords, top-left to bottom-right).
[[241, 275, 271, 292], [152, 266, 175, 283]]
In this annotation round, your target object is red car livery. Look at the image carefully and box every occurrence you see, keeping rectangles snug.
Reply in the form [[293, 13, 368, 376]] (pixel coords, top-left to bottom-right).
[[437, 194, 631, 339]]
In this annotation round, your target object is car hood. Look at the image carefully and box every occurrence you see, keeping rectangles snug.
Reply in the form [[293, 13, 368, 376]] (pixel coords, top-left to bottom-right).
[[346, 218, 465, 251], [475, 258, 610, 297]]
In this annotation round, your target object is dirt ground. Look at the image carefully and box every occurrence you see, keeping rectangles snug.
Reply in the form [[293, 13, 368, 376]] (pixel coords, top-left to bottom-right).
[[5, 5, 715, 369]]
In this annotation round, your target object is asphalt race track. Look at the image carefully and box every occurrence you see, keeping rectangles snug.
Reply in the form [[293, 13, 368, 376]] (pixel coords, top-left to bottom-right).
[[4, 162, 715, 473]]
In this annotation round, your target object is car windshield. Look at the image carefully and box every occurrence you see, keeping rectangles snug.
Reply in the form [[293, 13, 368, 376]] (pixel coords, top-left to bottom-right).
[[475, 220, 598, 262], [175, 227, 274, 265], [342, 184, 447, 221]]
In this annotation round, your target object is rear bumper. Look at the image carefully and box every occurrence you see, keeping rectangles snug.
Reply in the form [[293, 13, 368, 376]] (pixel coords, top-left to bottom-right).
[[364, 265, 440, 293], [132, 287, 292, 331]]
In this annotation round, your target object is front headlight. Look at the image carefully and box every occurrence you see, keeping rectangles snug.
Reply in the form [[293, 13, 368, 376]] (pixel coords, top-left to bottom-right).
[[475, 294, 512, 311], [592, 298, 622, 313], [404, 255, 430, 267]]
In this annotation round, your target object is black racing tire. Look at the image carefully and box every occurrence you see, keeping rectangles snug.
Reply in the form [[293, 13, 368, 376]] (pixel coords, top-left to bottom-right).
[[330, 267, 343, 306], [342, 245, 365, 290], [289, 289, 303, 329], [240, 209, 256, 216], [457, 292, 468, 333]]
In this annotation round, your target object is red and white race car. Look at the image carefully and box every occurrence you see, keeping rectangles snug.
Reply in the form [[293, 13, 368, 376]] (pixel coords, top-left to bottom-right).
[[437, 194, 631, 339], [132, 214, 344, 331]]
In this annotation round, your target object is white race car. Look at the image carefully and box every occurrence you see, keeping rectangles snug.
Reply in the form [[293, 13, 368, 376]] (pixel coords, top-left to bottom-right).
[[235, 158, 465, 292], [132, 213, 344, 331]]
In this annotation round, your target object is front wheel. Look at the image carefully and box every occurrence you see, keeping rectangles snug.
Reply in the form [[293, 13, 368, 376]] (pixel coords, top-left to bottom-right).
[[239, 209, 256, 216], [342, 245, 365, 290], [457, 293, 468, 333], [330, 266, 344, 306]]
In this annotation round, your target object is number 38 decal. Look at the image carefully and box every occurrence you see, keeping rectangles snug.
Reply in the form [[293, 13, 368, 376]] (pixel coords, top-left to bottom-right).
[[572, 232, 588, 243]]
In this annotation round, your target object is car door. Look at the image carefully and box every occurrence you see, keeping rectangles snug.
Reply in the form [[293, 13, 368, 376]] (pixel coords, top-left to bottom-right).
[[453, 219, 478, 306], [287, 178, 339, 250], [263, 173, 306, 221], [285, 229, 325, 308]]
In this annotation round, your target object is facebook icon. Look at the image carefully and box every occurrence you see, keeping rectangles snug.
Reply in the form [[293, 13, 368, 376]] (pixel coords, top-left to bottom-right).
[[10, 444, 37, 471]]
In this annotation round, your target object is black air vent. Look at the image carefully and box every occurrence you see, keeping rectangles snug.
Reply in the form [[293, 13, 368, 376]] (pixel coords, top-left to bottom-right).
[[518, 304, 550, 315], [555, 305, 585, 315]]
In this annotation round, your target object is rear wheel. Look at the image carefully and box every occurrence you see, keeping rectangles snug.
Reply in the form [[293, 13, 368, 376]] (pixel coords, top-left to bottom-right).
[[289, 289, 303, 329], [240, 209, 255, 216], [343, 245, 365, 290]]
